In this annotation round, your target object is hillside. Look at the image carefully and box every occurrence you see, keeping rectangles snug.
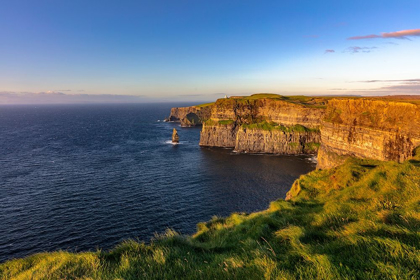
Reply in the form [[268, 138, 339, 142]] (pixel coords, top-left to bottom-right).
[[1, 148, 419, 279]]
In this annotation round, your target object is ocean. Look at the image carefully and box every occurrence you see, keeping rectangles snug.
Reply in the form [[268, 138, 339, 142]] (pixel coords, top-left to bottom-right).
[[0, 103, 316, 262]]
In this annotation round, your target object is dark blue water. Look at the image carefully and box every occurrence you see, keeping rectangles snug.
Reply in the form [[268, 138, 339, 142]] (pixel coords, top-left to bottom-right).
[[0, 104, 316, 263]]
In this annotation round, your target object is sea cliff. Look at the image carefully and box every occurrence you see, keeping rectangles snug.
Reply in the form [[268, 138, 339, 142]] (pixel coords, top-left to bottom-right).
[[199, 94, 326, 155], [317, 98, 420, 169], [193, 94, 420, 167]]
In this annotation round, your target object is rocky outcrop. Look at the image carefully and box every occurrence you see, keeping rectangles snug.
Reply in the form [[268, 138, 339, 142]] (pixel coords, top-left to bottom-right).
[[172, 128, 179, 143], [199, 97, 325, 154], [166, 105, 212, 127], [317, 98, 420, 169]]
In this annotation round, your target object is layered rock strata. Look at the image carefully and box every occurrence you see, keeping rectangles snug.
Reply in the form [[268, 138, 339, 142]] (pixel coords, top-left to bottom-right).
[[234, 128, 320, 154], [169, 96, 420, 166], [199, 122, 237, 147], [208, 98, 324, 129], [199, 97, 325, 154], [317, 99, 420, 169]]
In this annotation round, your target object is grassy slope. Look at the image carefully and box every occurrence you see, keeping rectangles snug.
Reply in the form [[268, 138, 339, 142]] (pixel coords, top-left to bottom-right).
[[1, 152, 419, 279], [196, 102, 215, 108], [232, 93, 332, 109]]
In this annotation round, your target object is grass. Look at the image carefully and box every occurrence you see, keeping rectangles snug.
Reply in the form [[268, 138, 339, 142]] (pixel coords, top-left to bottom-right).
[[196, 102, 215, 108], [218, 120, 235, 125], [1, 151, 419, 279], [242, 121, 319, 133], [238, 94, 332, 108], [204, 119, 235, 126]]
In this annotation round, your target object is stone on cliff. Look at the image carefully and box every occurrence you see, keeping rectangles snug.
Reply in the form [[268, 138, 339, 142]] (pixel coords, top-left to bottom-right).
[[172, 128, 179, 143]]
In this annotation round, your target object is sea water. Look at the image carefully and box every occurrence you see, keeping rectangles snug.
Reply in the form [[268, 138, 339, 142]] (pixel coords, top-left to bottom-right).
[[0, 103, 316, 262]]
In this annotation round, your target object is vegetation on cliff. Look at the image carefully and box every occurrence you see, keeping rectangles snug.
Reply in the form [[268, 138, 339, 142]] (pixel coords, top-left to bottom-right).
[[242, 121, 319, 133], [2, 149, 419, 279], [231, 94, 331, 109], [196, 102, 215, 108]]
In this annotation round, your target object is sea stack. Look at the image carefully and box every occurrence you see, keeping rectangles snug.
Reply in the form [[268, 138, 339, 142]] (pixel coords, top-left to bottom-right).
[[172, 128, 179, 143]]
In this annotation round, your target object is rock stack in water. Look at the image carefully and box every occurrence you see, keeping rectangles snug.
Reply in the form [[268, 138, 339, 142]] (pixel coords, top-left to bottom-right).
[[172, 128, 179, 143]]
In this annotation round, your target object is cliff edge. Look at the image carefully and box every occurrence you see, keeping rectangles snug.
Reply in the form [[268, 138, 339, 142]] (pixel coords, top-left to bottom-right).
[[317, 98, 420, 169]]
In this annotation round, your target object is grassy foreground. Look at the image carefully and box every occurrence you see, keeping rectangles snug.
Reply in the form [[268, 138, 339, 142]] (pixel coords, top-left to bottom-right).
[[1, 153, 420, 279]]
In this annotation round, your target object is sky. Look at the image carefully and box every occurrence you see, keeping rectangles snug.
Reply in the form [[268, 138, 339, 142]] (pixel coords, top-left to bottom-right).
[[1, 0, 420, 103]]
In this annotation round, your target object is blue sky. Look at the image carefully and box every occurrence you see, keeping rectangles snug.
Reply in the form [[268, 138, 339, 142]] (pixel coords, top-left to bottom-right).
[[1, 0, 419, 103]]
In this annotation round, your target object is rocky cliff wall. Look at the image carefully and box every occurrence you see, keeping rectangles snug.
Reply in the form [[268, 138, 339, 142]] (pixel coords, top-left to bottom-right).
[[171, 96, 419, 166], [199, 97, 325, 153], [199, 122, 237, 147], [166, 105, 212, 127], [317, 99, 420, 169], [234, 127, 320, 154], [208, 98, 324, 128]]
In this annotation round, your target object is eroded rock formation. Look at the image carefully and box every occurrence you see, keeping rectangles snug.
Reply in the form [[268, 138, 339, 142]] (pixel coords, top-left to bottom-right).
[[166, 105, 212, 127], [172, 128, 179, 143]]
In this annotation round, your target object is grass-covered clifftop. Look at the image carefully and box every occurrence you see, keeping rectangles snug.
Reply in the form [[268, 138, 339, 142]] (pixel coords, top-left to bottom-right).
[[2, 150, 419, 279]]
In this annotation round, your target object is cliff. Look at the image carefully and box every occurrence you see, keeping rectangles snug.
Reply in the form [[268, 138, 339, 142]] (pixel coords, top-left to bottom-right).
[[317, 98, 420, 169], [199, 95, 326, 154], [166, 103, 213, 127], [170, 95, 420, 165], [235, 127, 320, 154]]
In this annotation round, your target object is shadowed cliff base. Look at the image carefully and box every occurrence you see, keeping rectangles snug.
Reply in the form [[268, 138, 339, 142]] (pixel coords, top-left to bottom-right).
[[1, 148, 419, 279]]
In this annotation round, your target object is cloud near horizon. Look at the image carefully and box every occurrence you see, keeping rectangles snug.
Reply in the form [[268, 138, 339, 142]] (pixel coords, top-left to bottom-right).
[[346, 78, 420, 95], [0, 91, 152, 104], [358, 79, 420, 83], [324, 49, 335, 54], [348, 29, 420, 40]]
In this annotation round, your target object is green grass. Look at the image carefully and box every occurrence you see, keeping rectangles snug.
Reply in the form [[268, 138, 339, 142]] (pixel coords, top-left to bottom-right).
[[218, 120, 235, 125], [242, 121, 319, 133], [239, 94, 332, 108], [1, 151, 419, 279], [204, 119, 235, 126], [196, 102, 215, 108]]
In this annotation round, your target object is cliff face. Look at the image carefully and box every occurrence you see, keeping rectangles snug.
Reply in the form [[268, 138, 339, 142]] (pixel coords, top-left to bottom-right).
[[169, 96, 419, 166], [235, 128, 320, 154], [208, 98, 324, 128], [167, 105, 212, 127], [317, 99, 420, 169], [199, 122, 237, 147], [199, 97, 325, 154]]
